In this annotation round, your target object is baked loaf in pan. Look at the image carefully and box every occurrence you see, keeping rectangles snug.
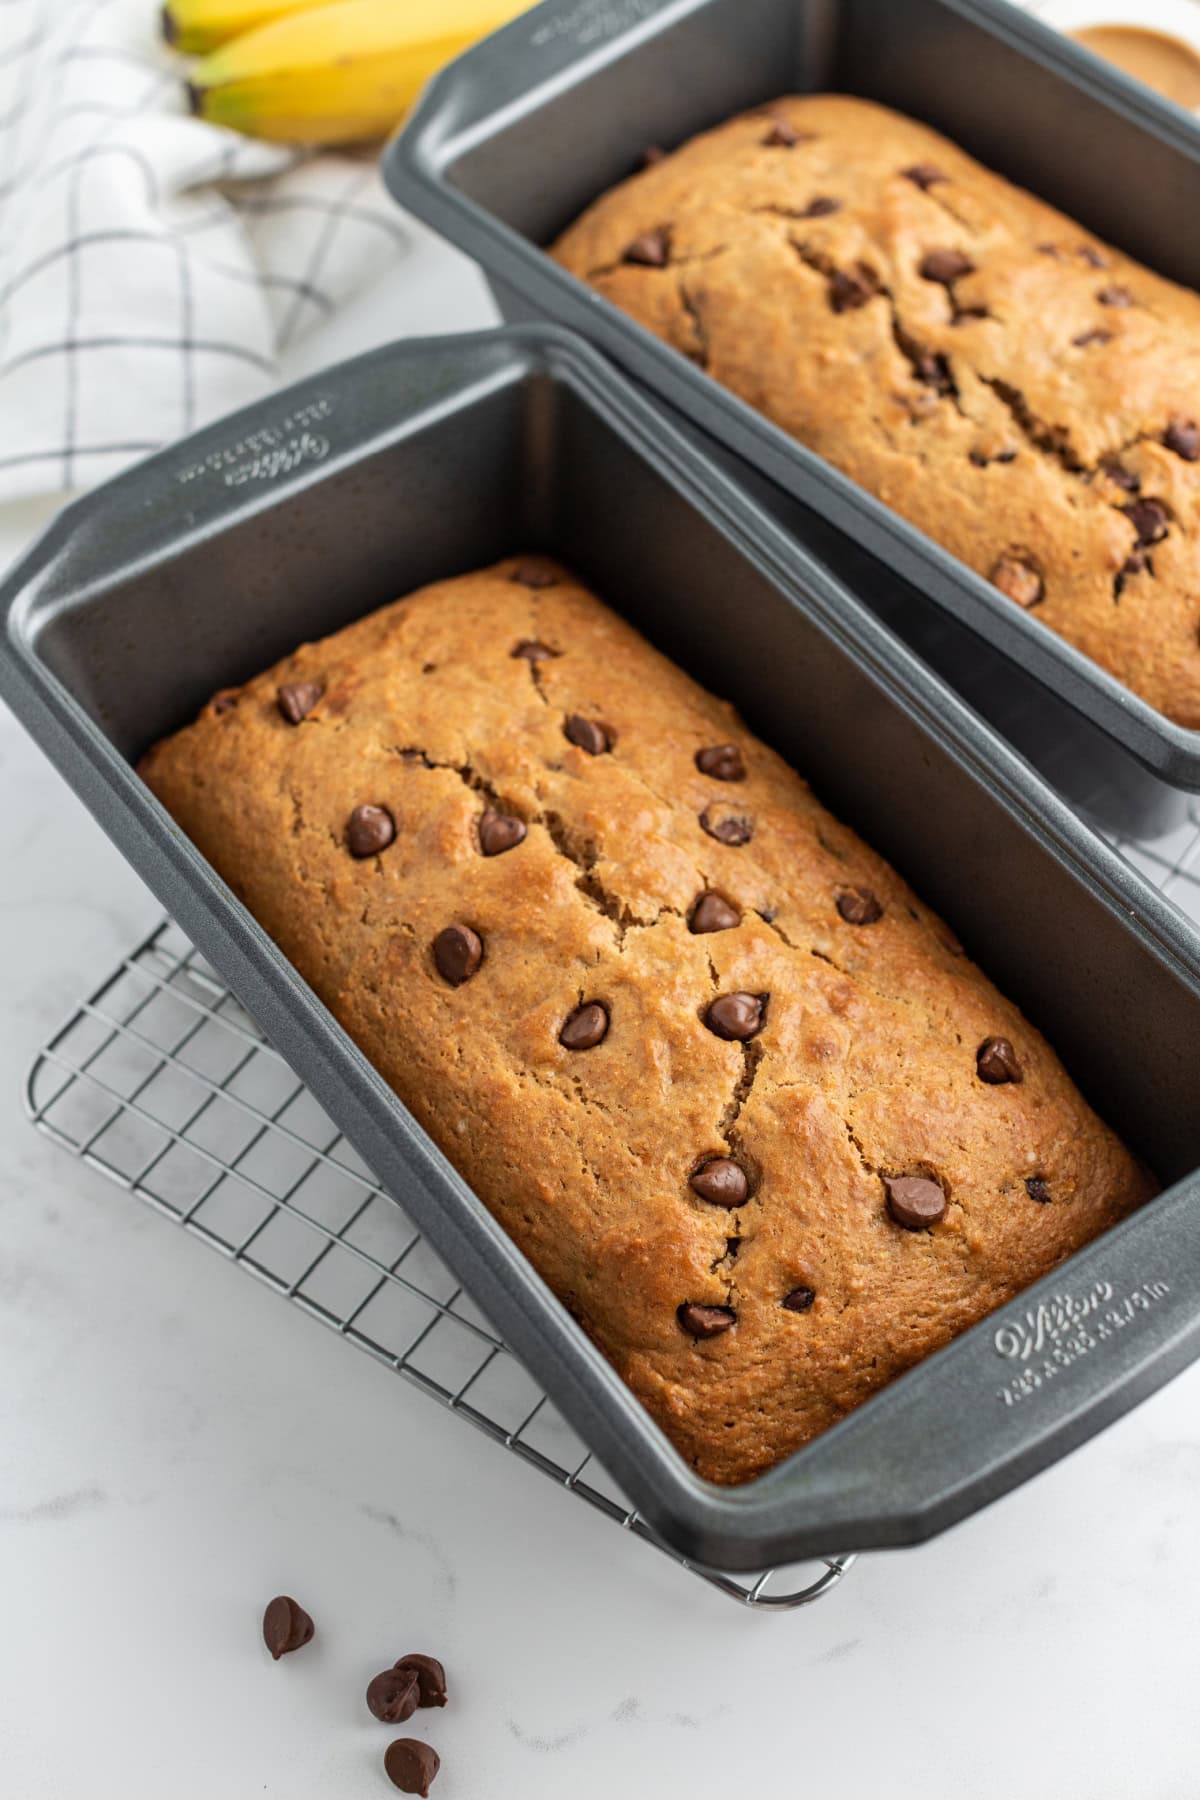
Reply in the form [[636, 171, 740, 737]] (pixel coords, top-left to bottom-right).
[[552, 96, 1200, 727], [139, 558, 1153, 1483]]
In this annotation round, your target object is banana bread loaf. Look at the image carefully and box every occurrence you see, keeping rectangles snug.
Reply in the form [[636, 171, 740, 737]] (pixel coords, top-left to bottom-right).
[[552, 95, 1200, 727], [138, 557, 1153, 1483]]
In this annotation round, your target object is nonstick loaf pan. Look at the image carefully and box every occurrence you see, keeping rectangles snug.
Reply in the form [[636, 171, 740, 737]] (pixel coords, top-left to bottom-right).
[[385, 0, 1200, 788], [4, 326, 1200, 1572]]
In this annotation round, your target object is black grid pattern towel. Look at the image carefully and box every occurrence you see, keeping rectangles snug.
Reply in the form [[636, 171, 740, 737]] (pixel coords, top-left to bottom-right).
[[0, 0, 410, 500]]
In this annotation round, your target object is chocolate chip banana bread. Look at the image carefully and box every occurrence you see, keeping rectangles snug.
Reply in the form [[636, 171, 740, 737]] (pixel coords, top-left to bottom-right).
[[138, 557, 1153, 1483], [552, 95, 1200, 726]]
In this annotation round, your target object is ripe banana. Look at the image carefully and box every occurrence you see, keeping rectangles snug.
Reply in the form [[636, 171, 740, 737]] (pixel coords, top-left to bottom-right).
[[186, 0, 533, 145], [162, 0, 336, 57]]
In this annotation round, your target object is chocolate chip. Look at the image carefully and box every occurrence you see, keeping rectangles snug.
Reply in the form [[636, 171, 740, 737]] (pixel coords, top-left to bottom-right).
[[511, 639, 557, 662], [393, 1654, 448, 1709], [690, 892, 740, 934], [211, 688, 239, 715], [689, 1157, 748, 1207], [346, 804, 395, 858], [1077, 245, 1109, 268], [677, 1302, 736, 1337], [885, 1174, 947, 1229], [623, 228, 669, 267], [277, 681, 322, 724], [990, 554, 1044, 609], [262, 1596, 314, 1660], [919, 248, 975, 283], [700, 809, 752, 846], [433, 925, 483, 986], [384, 1739, 440, 1796], [1103, 461, 1139, 493], [829, 263, 879, 312], [367, 1668, 421, 1724], [512, 556, 559, 588], [641, 144, 666, 167], [763, 117, 801, 146], [564, 714, 611, 755], [1072, 329, 1112, 348], [1165, 417, 1200, 461], [835, 886, 883, 925], [1025, 1176, 1051, 1204], [1116, 549, 1150, 593], [1097, 285, 1133, 307], [951, 305, 990, 324], [696, 743, 745, 781], [705, 991, 767, 1041], [903, 163, 946, 189], [977, 1035, 1023, 1084], [478, 809, 526, 856], [913, 350, 953, 391], [804, 195, 841, 216], [1037, 242, 1061, 257], [1122, 498, 1170, 546], [559, 1001, 609, 1051], [782, 1286, 816, 1312]]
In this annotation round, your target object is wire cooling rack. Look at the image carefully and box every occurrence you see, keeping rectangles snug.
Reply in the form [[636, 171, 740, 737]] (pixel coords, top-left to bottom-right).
[[24, 917, 853, 1611]]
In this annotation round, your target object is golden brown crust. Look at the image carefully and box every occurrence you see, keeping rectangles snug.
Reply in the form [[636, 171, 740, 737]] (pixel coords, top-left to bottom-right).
[[138, 558, 1153, 1482], [551, 95, 1200, 726]]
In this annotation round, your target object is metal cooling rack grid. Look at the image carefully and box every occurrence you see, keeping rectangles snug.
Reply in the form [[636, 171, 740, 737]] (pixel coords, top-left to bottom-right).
[[25, 917, 854, 1612]]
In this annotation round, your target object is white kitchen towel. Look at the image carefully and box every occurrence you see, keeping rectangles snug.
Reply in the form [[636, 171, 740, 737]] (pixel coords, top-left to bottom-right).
[[0, 0, 410, 501]]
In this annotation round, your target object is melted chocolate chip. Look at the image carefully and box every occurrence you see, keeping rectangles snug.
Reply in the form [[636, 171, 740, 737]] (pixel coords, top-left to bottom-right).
[[277, 681, 322, 724], [1077, 245, 1109, 268], [700, 809, 752, 846], [885, 1174, 947, 1229], [677, 1302, 736, 1338], [689, 893, 740, 934], [829, 263, 879, 312], [478, 809, 526, 856], [262, 1596, 314, 1660], [559, 1002, 609, 1051], [623, 228, 669, 267], [1116, 550, 1150, 595], [346, 804, 395, 858], [433, 925, 483, 986], [990, 554, 1044, 609], [782, 1286, 816, 1312], [1097, 285, 1133, 307], [689, 1157, 748, 1207], [913, 350, 954, 391], [763, 117, 801, 147], [393, 1655, 448, 1709], [384, 1739, 440, 1796], [919, 248, 975, 283], [564, 714, 611, 755], [977, 1035, 1023, 1084], [705, 991, 767, 1041], [804, 195, 842, 217], [511, 638, 557, 662], [1025, 1176, 1051, 1204], [367, 1669, 421, 1724], [211, 688, 239, 715], [511, 556, 559, 588], [1072, 329, 1112, 348], [903, 163, 946, 190], [835, 886, 883, 925], [1165, 417, 1200, 462], [1123, 498, 1170, 546], [1103, 461, 1140, 493], [696, 743, 745, 781]]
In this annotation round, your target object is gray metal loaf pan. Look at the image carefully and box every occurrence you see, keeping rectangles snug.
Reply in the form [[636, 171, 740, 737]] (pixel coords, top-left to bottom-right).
[[386, 0, 1200, 787], [3, 327, 1200, 1571]]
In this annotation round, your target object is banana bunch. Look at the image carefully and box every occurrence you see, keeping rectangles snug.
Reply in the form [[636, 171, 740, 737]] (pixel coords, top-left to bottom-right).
[[163, 0, 533, 145]]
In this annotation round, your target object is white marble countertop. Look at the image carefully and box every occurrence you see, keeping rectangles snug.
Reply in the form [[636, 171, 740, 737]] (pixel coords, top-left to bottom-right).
[[2, 218, 1199, 1800]]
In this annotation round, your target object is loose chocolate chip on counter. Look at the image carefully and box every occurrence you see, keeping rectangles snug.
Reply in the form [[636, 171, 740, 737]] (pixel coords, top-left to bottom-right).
[[700, 809, 753, 846], [346, 804, 396, 858], [511, 638, 557, 662], [782, 1286, 816, 1312], [689, 892, 741, 934], [919, 247, 975, 283], [696, 743, 745, 781], [262, 1595, 314, 1660], [367, 1668, 421, 1724], [829, 263, 879, 312], [1122, 498, 1170, 546], [393, 1655, 448, 1709], [478, 809, 527, 856], [835, 886, 883, 925], [1076, 245, 1109, 268], [560, 1002, 609, 1051], [623, 228, 669, 267], [678, 1302, 737, 1338], [903, 163, 946, 189], [705, 991, 767, 1041], [1026, 1176, 1051, 1204], [511, 555, 560, 588], [1097, 285, 1133, 307], [689, 1157, 749, 1207], [763, 116, 801, 146], [976, 1035, 1023, 1084], [1165, 417, 1200, 461], [1072, 329, 1112, 348], [564, 713, 612, 755], [885, 1174, 947, 1229], [433, 925, 483, 987], [277, 681, 322, 724], [803, 195, 842, 216], [990, 554, 1044, 609], [384, 1739, 441, 1796]]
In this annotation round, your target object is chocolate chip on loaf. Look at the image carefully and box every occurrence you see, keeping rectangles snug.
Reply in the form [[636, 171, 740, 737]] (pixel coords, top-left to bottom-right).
[[700, 809, 752, 846], [276, 681, 322, 724], [511, 639, 557, 662], [1165, 417, 1200, 461], [392, 1654, 448, 1708], [1097, 285, 1133, 307], [804, 195, 842, 217], [640, 144, 666, 168], [829, 263, 879, 312], [384, 1739, 440, 1796], [262, 1596, 314, 1660], [478, 809, 526, 856], [511, 556, 559, 588], [1072, 329, 1112, 349], [623, 228, 669, 267], [564, 714, 612, 755], [835, 886, 883, 925], [367, 1668, 421, 1724], [678, 1302, 736, 1338], [433, 925, 483, 987], [885, 1174, 947, 1229], [763, 116, 803, 146], [977, 1035, 1023, 1084], [990, 553, 1044, 609], [689, 1157, 749, 1207], [346, 804, 395, 858], [919, 248, 975, 283], [696, 743, 745, 781], [782, 1286, 816, 1312], [903, 163, 946, 189], [1122, 498, 1170, 546], [211, 688, 239, 715], [705, 991, 767, 1041], [559, 1002, 609, 1050], [1116, 550, 1151, 596], [1026, 1176, 1051, 1204], [689, 892, 740, 934]]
